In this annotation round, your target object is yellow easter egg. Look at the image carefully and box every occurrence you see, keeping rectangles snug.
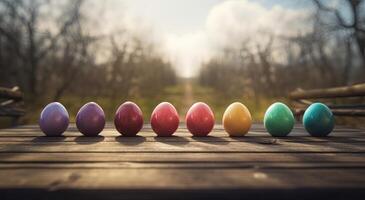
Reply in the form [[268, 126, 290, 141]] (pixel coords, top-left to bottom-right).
[[222, 102, 252, 136]]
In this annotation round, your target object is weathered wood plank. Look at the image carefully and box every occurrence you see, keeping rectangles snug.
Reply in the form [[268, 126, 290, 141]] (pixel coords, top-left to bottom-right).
[[0, 168, 364, 189], [1, 129, 364, 137], [1, 136, 365, 143], [0, 123, 364, 200], [0, 153, 364, 163], [1, 125, 361, 133], [2, 123, 363, 132], [1, 188, 365, 200], [1, 162, 365, 169], [0, 140, 364, 153]]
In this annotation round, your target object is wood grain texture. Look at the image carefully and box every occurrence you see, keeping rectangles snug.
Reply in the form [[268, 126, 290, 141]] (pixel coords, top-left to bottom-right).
[[0, 124, 364, 200], [0, 152, 364, 163]]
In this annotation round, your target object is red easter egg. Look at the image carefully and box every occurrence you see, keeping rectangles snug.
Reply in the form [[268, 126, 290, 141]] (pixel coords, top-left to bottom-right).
[[114, 101, 144, 136], [150, 102, 179, 136], [186, 102, 215, 136]]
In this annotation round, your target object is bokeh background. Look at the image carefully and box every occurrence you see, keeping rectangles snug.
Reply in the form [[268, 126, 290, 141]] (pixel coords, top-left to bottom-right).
[[0, 0, 364, 125]]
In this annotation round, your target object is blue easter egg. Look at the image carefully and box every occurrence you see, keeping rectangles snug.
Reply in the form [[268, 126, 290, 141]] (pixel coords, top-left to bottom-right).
[[303, 103, 334, 137]]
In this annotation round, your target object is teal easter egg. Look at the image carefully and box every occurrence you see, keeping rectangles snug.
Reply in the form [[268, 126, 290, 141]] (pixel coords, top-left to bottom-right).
[[303, 103, 334, 137], [264, 102, 295, 137]]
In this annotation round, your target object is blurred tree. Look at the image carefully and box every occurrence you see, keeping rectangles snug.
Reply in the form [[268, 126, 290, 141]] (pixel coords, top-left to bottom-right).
[[313, 0, 365, 83], [199, 0, 365, 99], [0, 0, 177, 106], [0, 0, 84, 100]]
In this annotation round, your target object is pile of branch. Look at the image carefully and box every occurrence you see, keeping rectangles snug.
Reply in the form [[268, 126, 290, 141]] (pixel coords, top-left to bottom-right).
[[289, 83, 365, 117], [0, 86, 25, 119]]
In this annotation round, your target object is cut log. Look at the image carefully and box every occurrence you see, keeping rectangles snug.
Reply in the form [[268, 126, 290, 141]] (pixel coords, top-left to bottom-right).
[[0, 86, 23, 101], [293, 108, 365, 117], [0, 107, 25, 117], [289, 83, 365, 99]]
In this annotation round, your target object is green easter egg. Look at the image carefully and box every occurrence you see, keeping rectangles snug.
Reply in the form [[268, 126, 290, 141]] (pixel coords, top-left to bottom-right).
[[264, 102, 295, 137]]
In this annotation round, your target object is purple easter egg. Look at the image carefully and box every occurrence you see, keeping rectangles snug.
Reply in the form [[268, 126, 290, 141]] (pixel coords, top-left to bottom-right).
[[76, 102, 105, 136], [39, 102, 69, 136]]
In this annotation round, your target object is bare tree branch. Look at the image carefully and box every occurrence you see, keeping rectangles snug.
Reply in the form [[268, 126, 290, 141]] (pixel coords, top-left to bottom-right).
[[37, 0, 83, 60]]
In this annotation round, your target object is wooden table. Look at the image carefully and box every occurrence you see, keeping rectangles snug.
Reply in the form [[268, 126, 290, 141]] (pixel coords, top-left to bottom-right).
[[0, 124, 364, 200]]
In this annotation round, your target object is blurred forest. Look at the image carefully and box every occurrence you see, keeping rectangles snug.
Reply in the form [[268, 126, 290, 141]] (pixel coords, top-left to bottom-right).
[[200, 0, 365, 97], [0, 0, 364, 124], [0, 0, 176, 122], [199, 0, 365, 122]]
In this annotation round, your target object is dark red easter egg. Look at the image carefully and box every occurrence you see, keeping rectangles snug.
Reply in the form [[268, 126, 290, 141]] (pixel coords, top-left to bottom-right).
[[114, 101, 144, 136]]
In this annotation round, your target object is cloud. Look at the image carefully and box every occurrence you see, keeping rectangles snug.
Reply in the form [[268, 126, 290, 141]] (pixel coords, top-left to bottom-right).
[[207, 1, 310, 48], [163, 31, 212, 77], [162, 0, 311, 77], [86, 0, 311, 77]]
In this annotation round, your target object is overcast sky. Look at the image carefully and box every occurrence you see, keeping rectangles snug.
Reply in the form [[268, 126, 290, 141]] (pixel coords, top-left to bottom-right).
[[87, 0, 314, 77]]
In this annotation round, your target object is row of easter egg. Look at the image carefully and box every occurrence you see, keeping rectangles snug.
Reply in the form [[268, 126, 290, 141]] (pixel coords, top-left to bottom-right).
[[223, 102, 334, 137], [264, 102, 334, 137], [39, 101, 334, 137], [40, 101, 214, 137]]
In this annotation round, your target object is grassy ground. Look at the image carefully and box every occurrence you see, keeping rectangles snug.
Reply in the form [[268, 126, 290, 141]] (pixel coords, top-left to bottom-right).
[[12, 78, 283, 126], [21, 83, 187, 124], [190, 81, 288, 122], [2, 78, 363, 128]]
